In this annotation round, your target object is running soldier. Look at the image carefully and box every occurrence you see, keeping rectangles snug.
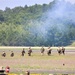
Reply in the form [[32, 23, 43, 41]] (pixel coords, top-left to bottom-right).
[[10, 51, 14, 57], [57, 47, 62, 55], [40, 47, 45, 55], [47, 46, 52, 56], [21, 48, 25, 56], [2, 51, 6, 57], [28, 47, 32, 56], [61, 46, 65, 55]]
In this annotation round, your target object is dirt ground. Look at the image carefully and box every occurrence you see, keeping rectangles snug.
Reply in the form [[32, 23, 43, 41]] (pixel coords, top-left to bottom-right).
[[0, 47, 75, 74]]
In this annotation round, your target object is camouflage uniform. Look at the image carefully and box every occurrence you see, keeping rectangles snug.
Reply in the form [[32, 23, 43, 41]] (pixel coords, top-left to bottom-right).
[[47, 47, 52, 56], [61, 47, 65, 55], [22, 48, 25, 56], [10, 51, 14, 57], [2, 51, 6, 57], [40, 47, 45, 55], [57, 47, 61, 55], [28, 47, 32, 56]]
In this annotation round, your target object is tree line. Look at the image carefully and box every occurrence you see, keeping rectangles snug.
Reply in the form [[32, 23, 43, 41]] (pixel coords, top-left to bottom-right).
[[0, 0, 75, 46]]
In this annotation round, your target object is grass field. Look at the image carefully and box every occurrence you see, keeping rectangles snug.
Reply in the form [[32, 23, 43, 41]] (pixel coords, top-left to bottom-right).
[[0, 46, 75, 75]]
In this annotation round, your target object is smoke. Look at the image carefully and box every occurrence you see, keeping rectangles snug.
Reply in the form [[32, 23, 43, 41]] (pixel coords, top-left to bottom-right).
[[40, 0, 75, 34], [29, 0, 75, 45]]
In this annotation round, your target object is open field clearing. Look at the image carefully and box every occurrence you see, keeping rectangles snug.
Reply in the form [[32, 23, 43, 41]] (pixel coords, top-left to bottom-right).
[[0, 47, 75, 75]]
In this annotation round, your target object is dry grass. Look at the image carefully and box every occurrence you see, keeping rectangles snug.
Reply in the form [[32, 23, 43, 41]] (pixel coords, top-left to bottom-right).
[[0, 47, 75, 74]]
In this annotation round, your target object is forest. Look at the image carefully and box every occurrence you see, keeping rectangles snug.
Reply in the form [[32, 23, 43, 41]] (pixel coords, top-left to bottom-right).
[[0, 0, 75, 46]]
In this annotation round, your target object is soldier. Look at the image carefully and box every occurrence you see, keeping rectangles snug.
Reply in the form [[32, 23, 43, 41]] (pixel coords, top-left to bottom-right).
[[47, 46, 52, 56], [2, 51, 6, 57], [57, 47, 61, 55], [10, 51, 14, 57], [40, 47, 45, 55], [61, 46, 65, 55], [28, 47, 32, 56], [21, 48, 25, 56]]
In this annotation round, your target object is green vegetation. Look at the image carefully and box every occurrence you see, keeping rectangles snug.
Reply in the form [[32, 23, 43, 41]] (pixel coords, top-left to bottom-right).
[[69, 42, 75, 47], [0, 0, 75, 46]]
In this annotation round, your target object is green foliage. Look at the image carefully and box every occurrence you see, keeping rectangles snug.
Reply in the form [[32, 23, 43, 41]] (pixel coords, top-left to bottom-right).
[[0, 0, 75, 46], [69, 42, 75, 46]]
